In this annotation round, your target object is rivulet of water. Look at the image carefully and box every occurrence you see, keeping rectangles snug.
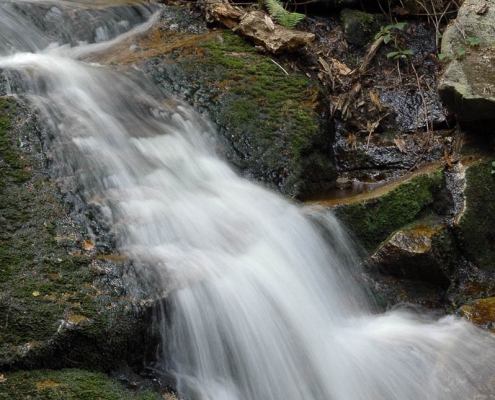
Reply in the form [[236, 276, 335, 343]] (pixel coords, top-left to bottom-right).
[[2, 2, 495, 399]]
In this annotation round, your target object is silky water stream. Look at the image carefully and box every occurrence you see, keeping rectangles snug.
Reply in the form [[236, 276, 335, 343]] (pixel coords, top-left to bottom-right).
[[2, 2, 495, 399]]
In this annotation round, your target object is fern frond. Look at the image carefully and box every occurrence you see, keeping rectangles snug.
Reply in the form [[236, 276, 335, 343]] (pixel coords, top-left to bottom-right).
[[279, 12, 305, 29], [263, 0, 305, 29], [264, 0, 286, 20]]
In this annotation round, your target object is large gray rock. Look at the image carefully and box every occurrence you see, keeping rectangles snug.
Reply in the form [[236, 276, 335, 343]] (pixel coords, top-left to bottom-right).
[[439, 0, 495, 121]]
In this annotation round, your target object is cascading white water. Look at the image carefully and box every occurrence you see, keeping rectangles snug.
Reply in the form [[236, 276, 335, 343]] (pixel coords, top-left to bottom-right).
[[2, 1, 495, 399]]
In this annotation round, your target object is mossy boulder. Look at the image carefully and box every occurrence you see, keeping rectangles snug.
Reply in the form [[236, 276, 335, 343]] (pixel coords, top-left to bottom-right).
[[140, 8, 335, 198], [0, 369, 164, 400], [0, 96, 155, 371], [332, 168, 444, 252], [454, 159, 495, 271], [370, 223, 451, 287]]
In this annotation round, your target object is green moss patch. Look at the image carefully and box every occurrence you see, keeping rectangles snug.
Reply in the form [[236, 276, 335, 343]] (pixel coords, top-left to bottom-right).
[[333, 169, 444, 251], [455, 160, 495, 270], [0, 369, 161, 400]]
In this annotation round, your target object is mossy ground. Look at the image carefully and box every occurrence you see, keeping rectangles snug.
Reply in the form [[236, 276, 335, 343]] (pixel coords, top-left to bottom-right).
[[0, 96, 152, 371], [333, 169, 444, 251], [0, 369, 162, 400]]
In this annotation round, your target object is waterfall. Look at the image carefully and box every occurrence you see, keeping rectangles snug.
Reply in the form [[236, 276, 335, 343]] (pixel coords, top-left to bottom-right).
[[1, 1, 495, 399]]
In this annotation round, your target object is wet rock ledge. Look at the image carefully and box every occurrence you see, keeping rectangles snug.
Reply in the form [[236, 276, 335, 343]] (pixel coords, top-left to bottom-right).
[[0, 96, 161, 396]]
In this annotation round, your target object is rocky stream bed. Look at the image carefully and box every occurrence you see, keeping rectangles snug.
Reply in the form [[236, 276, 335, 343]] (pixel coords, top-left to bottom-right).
[[3, 0, 495, 397]]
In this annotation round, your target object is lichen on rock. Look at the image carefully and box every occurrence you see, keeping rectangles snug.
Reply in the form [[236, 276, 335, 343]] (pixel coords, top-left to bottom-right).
[[439, 0, 495, 121]]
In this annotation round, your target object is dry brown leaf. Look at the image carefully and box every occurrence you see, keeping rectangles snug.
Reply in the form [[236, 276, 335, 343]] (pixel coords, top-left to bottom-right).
[[369, 90, 383, 111], [331, 59, 352, 76], [82, 239, 95, 251], [394, 138, 407, 153], [318, 57, 331, 74], [393, 6, 409, 16]]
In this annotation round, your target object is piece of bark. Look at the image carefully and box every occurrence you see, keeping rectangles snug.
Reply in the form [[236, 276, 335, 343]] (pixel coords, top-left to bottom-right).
[[210, 3, 244, 29], [233, 11, 314, 54]]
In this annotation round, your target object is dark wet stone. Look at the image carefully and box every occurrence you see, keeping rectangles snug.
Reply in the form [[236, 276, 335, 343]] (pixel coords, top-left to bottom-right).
[[460, 297, 495, 331], [364, 272, 445, 311], [340, 9, 381, 46]]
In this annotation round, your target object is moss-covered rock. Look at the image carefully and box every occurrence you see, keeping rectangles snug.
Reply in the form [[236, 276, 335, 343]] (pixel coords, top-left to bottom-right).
[[332, 168, 444, 251], [455, 159, 495, 271], [0, 96, 155, 371], [340, 9, 379, 46], [370, 223, 450, 286], [0, 369, 163, 400], [139, 8, 335, 198]]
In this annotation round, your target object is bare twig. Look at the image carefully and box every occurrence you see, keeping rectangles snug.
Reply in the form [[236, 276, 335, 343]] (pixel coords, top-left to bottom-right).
[[270, 59, 289, 75], [357, 36, 385, 75], [365, 113, 390, 150]]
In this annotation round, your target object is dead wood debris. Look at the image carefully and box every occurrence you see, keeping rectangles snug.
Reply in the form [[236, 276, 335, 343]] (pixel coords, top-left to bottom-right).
[[202, 0, 314, 53]]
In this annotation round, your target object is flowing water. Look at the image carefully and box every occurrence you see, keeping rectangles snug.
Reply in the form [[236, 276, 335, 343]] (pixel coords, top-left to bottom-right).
[[2, 1, 495, 399]]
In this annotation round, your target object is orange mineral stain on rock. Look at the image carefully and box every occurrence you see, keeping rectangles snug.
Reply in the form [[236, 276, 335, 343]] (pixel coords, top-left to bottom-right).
[[90, 24, 218, 67], [460, 297, 495, 331]]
